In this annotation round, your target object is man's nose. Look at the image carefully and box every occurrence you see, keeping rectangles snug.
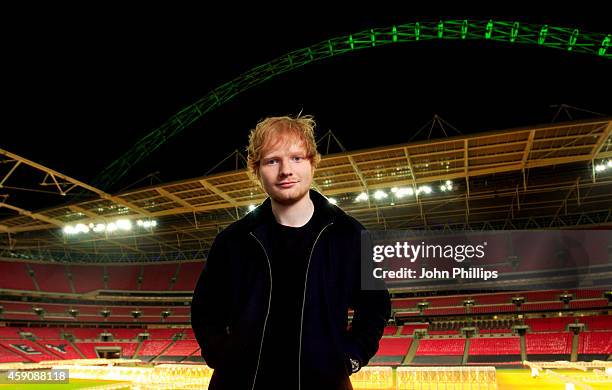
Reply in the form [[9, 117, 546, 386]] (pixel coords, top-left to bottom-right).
[[279, 158, 293, 176]]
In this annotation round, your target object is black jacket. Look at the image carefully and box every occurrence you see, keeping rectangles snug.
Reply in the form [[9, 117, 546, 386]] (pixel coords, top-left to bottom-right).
[[191, 190, 391, 390]]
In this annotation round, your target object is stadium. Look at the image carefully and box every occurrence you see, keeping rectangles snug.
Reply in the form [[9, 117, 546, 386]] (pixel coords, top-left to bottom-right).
[[1, 12, 611, 390]]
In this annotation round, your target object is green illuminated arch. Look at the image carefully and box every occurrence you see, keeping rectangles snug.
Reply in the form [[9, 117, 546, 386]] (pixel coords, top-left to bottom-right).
[[95, 19, 610, 190]]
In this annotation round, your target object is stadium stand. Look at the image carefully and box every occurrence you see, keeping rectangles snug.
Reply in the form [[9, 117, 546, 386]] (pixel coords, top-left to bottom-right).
[[70, 264, 106, 292], [578, 331, 612, 361], [171, 262, 204, 291], [467, 337, 521, 363], [370, 338, 412, 366], [140, 264, 178, 291], [0, 261, 36, 291], [106, 265, 141, 290], [29, 263, 72, 293], [525, 332, 573, 361], [412, 338, 466, 365]]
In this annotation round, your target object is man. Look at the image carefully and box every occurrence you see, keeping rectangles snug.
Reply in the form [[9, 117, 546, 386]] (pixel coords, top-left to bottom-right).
[[191, 114, 390, 390]]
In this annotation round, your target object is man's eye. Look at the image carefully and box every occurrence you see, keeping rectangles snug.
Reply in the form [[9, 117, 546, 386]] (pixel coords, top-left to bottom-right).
[[292, 156, 303, 162], [265, 159, 278, 165]]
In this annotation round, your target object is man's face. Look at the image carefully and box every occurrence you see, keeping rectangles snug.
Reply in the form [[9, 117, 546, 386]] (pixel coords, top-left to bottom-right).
[[258, 136, 314, 205]]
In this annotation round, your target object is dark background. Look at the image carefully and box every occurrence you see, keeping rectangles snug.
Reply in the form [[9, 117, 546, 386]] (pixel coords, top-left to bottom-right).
[[1, 6, 610, 211]]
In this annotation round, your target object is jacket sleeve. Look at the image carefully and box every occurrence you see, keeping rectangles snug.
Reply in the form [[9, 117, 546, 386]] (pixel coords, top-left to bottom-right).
[[344, 228, 391, 369], [191, 231, 232, 369]]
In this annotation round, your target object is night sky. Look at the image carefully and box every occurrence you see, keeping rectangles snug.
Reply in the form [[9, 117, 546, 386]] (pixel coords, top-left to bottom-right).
[[1, 7, 610, 213]]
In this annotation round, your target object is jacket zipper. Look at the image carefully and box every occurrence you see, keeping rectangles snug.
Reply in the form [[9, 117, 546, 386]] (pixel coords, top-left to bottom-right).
[[298, 222, 334, 390], [249, 232, 273, 390]]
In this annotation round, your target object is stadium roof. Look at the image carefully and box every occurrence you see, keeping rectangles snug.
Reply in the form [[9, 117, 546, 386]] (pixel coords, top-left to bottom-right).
[[1, 117, 611, 263]]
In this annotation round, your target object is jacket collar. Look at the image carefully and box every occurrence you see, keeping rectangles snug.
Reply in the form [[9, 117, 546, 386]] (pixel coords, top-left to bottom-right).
[[248, 189, 343, 241]]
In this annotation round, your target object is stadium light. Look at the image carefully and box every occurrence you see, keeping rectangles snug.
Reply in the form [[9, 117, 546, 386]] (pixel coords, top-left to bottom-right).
[[116, 219, 132, 231], [440, 180, 454, 192], [595, 160, 612, 173], [93, 223, 106, 233], [75, 224, 89, 233], [248, 204, 257, 212], [327, 197, 337, 205], [416, 185, 432, 195], [373, 190, 388, 200], [395, 187, 414, 198], [64, 218, 157, 235], [355, 192, 369, 202], [63, 226, 77, 235]]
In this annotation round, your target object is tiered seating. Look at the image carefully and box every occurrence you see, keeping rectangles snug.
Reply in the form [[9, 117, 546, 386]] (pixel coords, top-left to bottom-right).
[[423, 307, 465, 316], [66, 328, 106, 340], [471, 293, 516, 305], [0, 344, 27, 362], [469, 337, 520, 355], [383, 326, 398, 336], [521, 302, 564, 312], [578, 331, 612, 360], [20, 327, 63, 339], [428, 330, 459, 335], [162, 340, 199, 356], [571, 289, 605, 299], [172, 262, 204, 291], [568, 299, 608, 309], [413, 338, 465, 365], [31, 304, 74, 319], [70, 305, 102, 315], [370, 338, 412, 366], [567, 234, 609, 266], [0, 261, 36, 290], [526, 317, 575, 332], [513, 233, 559, 271], [522, 290, 563, 302], [468, 337, 521, 363], [70, 265, 105, 293], [140, 264, 178, 291], [29, 263, 72, 293], [400, 324, 428, 335], [75, 342, 138, 358], [426, 297, 465, 307], [109, 328, 144, 340], [0, 327, 22, 339], [392, 298, 422, 310], [580, 315, 612, 330], [0, 302, 190, 323], [106, 307, 136, 317], [478, 328, 513, 334], [416, 339, 466, 355], [525, 332, 572, 361], [147, 329, 182, 339], [40, 340, 83, 359], [106, 265, 141, 290], [0, 340, 58, 362], [0, 313, 40, 321], [471, 304, 515, 314], [138, 340, 171, 358], [480, 233, 510, 263]]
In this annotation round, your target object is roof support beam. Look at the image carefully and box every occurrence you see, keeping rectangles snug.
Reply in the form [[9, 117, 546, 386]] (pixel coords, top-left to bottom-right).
[[199, 179, 239, 207]]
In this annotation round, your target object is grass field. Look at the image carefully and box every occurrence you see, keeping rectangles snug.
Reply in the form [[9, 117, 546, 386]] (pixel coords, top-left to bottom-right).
[[0, 369, 609, 389], [496, 368, 611, 390]]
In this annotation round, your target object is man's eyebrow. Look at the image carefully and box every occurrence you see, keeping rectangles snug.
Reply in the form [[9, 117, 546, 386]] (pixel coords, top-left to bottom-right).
[[262, 153, 277, 158]]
